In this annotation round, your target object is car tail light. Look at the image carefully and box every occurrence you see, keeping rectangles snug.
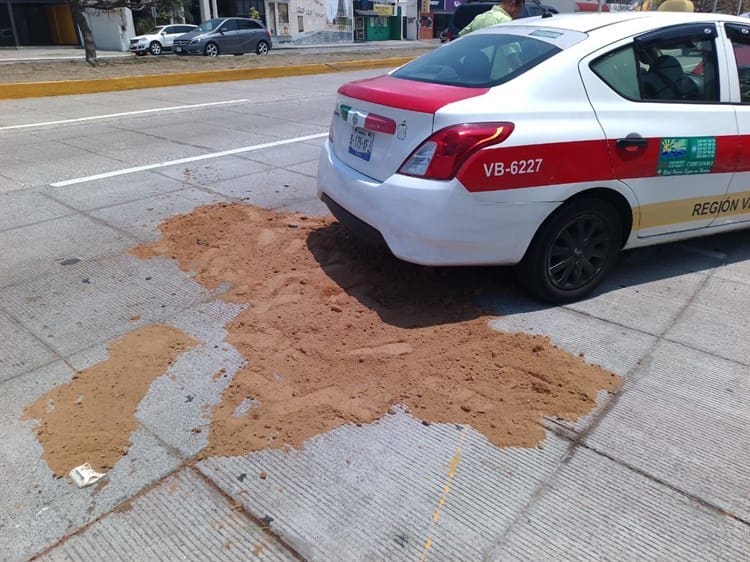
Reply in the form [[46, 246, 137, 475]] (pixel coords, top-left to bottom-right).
[[398, 123, 514, 180]]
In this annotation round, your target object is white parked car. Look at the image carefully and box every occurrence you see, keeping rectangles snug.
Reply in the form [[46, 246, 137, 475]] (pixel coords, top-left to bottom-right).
[[129, 24, 197, 56], [317, 12, 750, 303]]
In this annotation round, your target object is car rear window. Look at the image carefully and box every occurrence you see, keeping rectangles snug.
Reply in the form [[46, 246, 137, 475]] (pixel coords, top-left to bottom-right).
[[392, 34, 562, 88]]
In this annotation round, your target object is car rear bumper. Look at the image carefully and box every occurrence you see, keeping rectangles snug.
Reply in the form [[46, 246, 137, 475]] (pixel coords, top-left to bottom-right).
[[317, 140, 557, 267]]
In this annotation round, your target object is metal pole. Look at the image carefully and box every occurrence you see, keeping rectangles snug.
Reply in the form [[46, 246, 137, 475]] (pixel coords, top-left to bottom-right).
[[712, 0, 719, 12]]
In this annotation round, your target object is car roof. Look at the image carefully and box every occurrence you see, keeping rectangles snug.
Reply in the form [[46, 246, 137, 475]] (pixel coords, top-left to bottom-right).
[[513, 11, 750, 34]]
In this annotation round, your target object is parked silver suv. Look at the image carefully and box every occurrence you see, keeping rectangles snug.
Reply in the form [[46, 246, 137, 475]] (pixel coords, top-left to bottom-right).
[[173, 17, 272, 57]]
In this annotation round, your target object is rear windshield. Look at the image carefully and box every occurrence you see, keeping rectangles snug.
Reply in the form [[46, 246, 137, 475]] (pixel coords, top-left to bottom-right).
[[392, 34, 562, 88]]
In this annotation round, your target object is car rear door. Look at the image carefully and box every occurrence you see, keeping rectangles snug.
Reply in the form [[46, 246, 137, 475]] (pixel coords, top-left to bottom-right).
[[236, 19, 263, 51], [714, 22, 750, 228], [580, 23, 737, 237]]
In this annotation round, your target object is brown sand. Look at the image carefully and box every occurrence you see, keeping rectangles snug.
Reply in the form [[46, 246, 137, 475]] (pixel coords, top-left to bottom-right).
[[22, 325, 198, 476], [22, 202, 622, 477], [132, 203, 622, 457]]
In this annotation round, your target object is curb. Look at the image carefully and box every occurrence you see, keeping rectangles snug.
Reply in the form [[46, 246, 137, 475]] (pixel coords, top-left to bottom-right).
[[0, 56, 415, 100]]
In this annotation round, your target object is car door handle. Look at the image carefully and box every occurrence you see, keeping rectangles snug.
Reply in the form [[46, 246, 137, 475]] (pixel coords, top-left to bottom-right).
[[616, 135, 649, 149]]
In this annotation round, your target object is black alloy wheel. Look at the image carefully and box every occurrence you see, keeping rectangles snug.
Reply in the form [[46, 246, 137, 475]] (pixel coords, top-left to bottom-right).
[[519, 198, 622, 303], [204, 42, 219, 57]]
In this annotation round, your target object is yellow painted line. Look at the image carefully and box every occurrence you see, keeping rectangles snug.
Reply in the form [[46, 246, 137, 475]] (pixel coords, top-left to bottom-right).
[[0, 56, 415, 100], [637, 189, 750, 229], [419, 427, 467, 562]]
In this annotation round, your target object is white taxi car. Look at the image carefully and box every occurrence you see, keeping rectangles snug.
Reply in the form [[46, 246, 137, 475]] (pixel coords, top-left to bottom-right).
[[317, 12, 750, 303]]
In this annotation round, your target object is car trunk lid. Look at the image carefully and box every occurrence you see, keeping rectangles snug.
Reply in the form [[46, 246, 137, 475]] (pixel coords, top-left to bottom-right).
[[330, 75, 489, 182]]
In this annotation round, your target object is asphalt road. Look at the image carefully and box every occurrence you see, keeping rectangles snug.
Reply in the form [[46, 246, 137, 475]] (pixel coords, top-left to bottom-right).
[[0, 71, 748, 561]]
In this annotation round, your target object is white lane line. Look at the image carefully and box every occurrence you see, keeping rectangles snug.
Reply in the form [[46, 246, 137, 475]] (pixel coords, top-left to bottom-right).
[[50, 132, 328, 187], [0, 99, 249, 131]]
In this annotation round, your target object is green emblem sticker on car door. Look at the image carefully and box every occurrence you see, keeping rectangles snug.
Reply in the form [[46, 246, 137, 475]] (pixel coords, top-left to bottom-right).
[[657, 137, 716, 176]]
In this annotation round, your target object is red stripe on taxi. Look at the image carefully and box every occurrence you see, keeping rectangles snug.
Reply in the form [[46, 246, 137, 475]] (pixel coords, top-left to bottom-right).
[[457, 135, 745, 192], [338, 75, 490, 114]]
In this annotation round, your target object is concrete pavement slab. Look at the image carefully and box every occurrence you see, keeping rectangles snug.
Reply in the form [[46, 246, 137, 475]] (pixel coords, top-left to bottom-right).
[[218, 111, 330, 141], [0, 190, 73, 232], [203, 167, 318, 209], [27, 123, 122, 142], [250, 99, 342, 127], [239, 140, 324, 168], [157, 156, 272, 187], [484, 446, 750, 561], [2, 140, 128, 187], [666, 275, 750, 365], [88, 187, 227, 242], [0, 308, 58, 383], [0, 361, 183, 562], [488, 303, 657, 379], [585, 339, 750, 520], [287, 158, 320, 179], [0, 129, 50, 146], [137, 301, 246, 458], [679, 231, 750, 286], [39, 468, 298, 562], [44, 171, 186, 212], [0, 214, 135, 289], [60, 129, 210, 167], [0, 253, 209, 357], [134, 119, 272, 152], [566, 243, 720, 336], [0, 172, 25, 193], [198, 410, 572, 562]]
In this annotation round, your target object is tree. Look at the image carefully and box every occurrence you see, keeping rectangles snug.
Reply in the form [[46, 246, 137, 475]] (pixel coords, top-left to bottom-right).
[[68, 0, 172, 66]]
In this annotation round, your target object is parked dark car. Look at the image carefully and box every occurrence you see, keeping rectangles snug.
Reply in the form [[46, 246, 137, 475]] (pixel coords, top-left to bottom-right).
[[440, 1, 558, 42], [172, 17, 272, 57]]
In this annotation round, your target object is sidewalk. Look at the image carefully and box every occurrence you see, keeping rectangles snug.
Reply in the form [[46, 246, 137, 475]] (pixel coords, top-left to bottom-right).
[[0, 39, 440, 63]]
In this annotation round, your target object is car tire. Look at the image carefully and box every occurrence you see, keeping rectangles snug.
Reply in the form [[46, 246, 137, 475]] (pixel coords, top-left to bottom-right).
[[518, 198, 621, 304], [149, 41, 162, 56], [204, 42, 219, 57], [256, 40, 269, 55]]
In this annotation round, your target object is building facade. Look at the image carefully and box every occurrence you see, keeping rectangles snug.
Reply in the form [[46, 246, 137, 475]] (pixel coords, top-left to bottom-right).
[[0, 0, 422, 49]]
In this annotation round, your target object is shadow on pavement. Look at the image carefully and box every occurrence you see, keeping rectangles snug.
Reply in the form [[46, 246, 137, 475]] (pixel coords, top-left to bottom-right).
[[308, 221, 750, 323]]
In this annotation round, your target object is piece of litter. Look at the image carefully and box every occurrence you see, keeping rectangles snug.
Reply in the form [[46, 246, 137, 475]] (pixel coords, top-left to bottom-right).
[[69, 463, 106, 488]]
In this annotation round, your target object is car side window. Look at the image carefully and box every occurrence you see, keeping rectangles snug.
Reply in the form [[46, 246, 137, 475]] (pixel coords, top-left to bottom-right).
[[220, 20, 238, 32], [236, 20, 254, 30], [590, 46, 640, 99], [725, 23, 750, 103], [591, 24, 720, 103]]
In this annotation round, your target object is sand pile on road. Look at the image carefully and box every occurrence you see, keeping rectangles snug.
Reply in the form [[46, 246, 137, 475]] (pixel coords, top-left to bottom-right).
[[23, 325, 198, 477], [134, 203, 621, 456], [23, 202, 621, 476]]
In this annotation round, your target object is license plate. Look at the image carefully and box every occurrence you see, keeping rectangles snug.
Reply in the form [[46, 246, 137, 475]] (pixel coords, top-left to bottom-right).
[[348, 127, 373, 161], [175, 46, 182, 52]]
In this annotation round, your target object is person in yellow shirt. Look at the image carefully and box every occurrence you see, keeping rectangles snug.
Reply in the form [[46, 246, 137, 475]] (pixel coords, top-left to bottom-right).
[[458, 0, 525, 37]]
